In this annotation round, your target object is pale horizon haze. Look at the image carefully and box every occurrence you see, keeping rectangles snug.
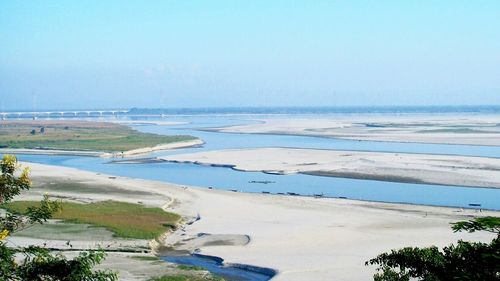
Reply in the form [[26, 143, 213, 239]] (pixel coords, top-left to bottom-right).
[[1, 1, 499, 110]]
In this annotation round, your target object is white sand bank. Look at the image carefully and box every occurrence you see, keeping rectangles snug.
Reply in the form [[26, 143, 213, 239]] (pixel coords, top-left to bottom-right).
[[10, 162, 499, 280], [210, 115, 500, 146], [162, 147, 500, 188], [111, 139, 204, 157]]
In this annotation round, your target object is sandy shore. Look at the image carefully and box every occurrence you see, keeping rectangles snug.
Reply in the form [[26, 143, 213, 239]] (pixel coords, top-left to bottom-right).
[[162, 147, 500, 188], [8, 162, 499, 280], [209, 115, 500, 146], [114, 139, 204, 157], [0, 139, 204, 158]]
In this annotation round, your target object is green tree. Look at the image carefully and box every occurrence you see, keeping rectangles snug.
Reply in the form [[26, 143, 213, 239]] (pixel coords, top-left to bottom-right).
[[0, 155, 117, 280], [366, 216, 500, 281]]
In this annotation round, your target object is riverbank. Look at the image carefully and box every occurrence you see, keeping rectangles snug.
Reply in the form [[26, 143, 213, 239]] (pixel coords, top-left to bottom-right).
[[208, 115, 500, 146], [161, 147, 500, 189], [0, 120, 200, 156], [0, 139, 204, 157], [9, 162, 498, 280]]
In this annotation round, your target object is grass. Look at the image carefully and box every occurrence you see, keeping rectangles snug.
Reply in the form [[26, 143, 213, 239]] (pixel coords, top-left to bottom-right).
[[12, 222, 115, 240], [3, 200, 181, 239], [178, 265, 206, 271], [130, 255, 161, 261], [0, 120, 197, 152]]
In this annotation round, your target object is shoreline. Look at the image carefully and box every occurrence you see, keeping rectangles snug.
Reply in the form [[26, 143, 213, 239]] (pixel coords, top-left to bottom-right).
[[206, 115, 500, 147], [10, 161, 499, 280], [0, 139, 204, 158], [202, 128, 500, 149], [162, 147, 500, 190]]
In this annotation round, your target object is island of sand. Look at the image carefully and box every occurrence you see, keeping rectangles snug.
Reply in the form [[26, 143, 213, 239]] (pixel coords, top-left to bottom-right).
[[162, 147, 500, 188], [208, 114, 500, 146], [0, 120, 203, 157]]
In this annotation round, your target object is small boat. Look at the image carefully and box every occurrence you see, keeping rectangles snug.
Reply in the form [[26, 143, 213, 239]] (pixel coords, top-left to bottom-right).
[[249, 180, 276, 184]]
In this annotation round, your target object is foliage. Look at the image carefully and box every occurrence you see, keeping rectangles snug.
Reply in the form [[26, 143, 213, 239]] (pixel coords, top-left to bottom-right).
[[0, 155, 117, 280], [5, 200, 181, 239], [366, 216, 500, 281], [451, 216, 500, 234], [177, 265, 206, 271]]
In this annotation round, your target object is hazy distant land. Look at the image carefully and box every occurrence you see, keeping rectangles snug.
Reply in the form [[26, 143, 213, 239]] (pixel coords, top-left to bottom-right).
[[208, 115, 500, 146], [0, 120, 201, 156]]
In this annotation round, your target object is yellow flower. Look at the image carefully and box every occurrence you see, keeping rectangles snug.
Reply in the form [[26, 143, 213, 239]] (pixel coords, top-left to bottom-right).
[[0, 229, 9, 240]]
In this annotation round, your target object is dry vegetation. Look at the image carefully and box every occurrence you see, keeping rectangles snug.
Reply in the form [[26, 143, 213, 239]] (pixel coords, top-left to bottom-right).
[[4, 200, 181, 239], [0, 120, 196, 152]]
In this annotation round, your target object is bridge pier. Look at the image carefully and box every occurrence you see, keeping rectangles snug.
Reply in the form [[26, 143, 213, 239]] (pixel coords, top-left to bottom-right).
[[0, 110, 128, 120]]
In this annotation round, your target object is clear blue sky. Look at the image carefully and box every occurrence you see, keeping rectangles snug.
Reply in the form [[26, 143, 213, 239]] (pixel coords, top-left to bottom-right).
[[1, 0, 499, 110]]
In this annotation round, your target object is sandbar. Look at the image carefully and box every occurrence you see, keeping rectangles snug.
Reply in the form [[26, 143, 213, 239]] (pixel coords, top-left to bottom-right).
[[162, 147, 500, 189], [208, 114, 500, 146]]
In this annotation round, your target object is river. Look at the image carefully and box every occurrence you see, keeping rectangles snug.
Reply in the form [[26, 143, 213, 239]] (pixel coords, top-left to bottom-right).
[[15, 115, 500, 210]]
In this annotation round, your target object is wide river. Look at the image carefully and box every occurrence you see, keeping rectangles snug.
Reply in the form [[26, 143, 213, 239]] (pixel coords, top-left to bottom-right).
[[15, 115, 500, 210]]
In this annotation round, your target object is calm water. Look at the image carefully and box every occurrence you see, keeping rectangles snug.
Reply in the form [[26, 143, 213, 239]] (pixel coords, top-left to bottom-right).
[[162, 254, 276, 281], [13, 114, 500, 210]]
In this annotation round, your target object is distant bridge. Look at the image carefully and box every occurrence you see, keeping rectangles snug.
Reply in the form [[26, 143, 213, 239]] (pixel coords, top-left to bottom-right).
[[0, 110, 129, 120]]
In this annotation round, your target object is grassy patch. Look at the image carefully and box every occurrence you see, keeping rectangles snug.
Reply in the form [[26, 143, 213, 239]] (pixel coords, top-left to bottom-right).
[[178, 265, 206, 271], [0, 120, 197, 152], [12, 222, 115, 240], [130, 255, 161, 261], [3, 200, 181, 239]]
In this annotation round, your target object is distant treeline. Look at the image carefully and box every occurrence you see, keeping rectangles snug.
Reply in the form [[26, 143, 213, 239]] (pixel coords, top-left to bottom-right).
[[128, 105, 500, 115]]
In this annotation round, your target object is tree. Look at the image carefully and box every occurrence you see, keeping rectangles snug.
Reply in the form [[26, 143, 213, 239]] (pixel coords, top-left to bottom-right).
[[0, 155, 117, 280], [366, 216, 500, 281]]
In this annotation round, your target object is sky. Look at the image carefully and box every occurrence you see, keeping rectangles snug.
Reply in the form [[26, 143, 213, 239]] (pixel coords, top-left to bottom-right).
[[1, 0, 499, 110]]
